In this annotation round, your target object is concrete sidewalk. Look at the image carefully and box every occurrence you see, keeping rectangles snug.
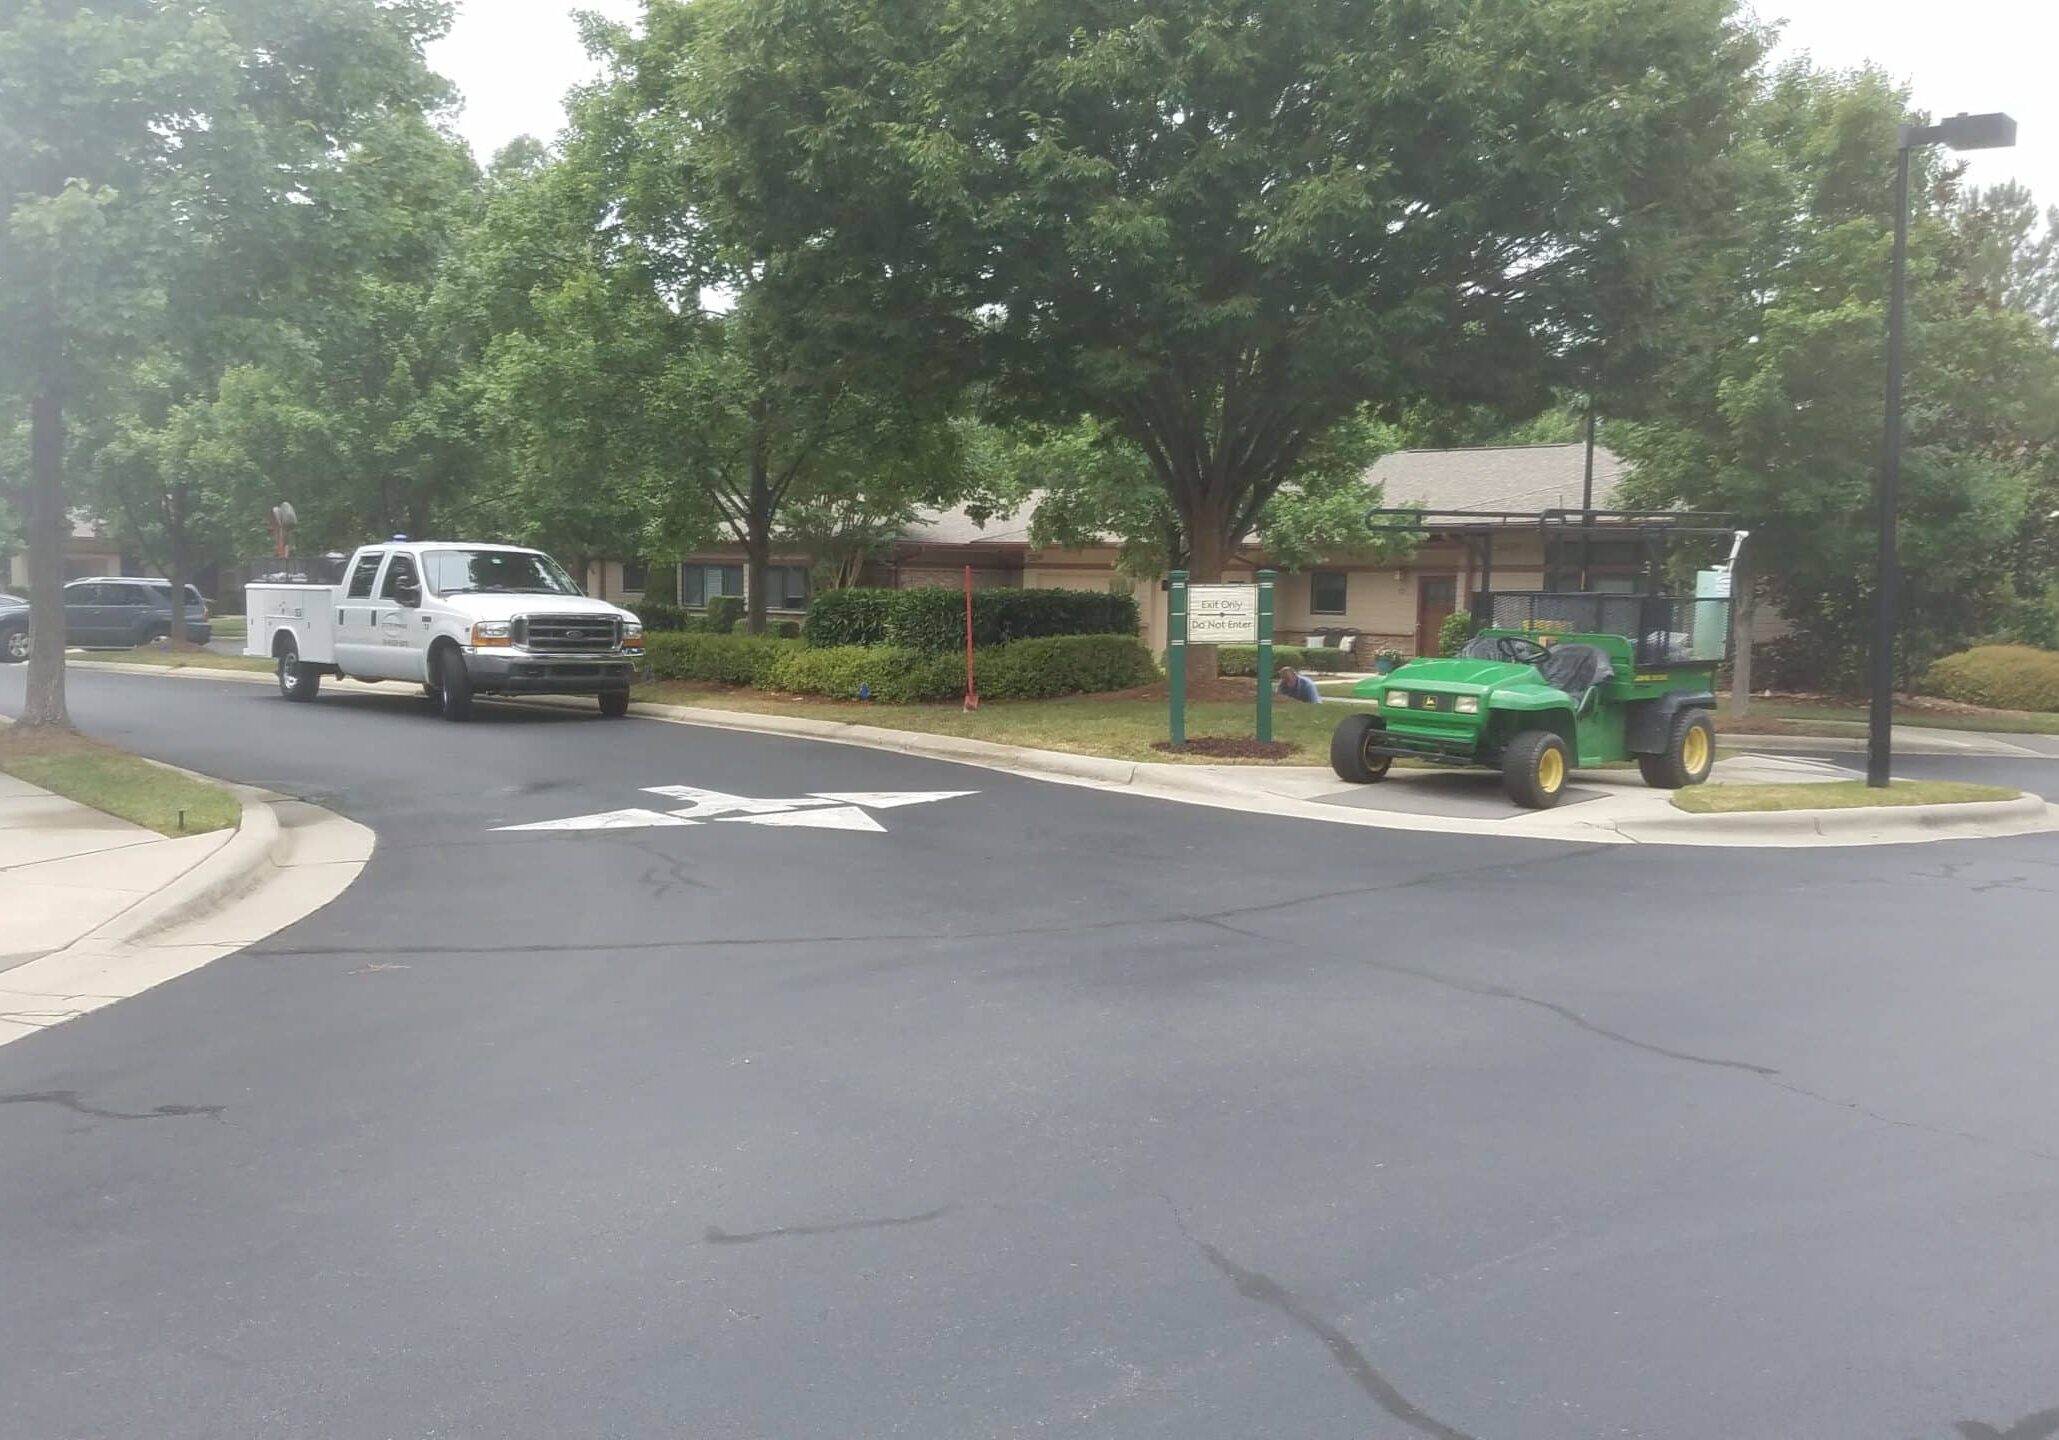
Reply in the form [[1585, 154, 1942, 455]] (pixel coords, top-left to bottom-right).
[[0, 770, 375, 1048], [0, 773, 234, 972]]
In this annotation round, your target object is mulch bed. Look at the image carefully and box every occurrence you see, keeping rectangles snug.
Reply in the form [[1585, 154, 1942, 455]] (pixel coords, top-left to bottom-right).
[[1152, 736, 1303, 760]]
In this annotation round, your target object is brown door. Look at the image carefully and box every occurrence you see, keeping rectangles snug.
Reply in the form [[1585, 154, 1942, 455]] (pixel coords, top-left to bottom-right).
[[1416, 575, 1458, 656]]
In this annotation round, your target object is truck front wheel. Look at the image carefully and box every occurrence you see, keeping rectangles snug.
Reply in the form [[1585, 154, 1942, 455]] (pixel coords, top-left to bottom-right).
[[1638, 709, 1716, 790], [276, 637, 321, 702], [434, 647, 474, 722], [1503, 729, 1571, 809], [598, 689, 631, 719], [1329, 714, 1393, 784]]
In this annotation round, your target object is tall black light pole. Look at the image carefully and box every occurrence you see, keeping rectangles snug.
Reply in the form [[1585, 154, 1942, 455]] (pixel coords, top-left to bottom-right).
[[1870, 111, 2016, 789]]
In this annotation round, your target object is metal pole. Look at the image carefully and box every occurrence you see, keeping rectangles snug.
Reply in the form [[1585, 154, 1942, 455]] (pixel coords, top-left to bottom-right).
[[1256, 570, 1275, 744], [1580, 403, 1597, 591], [1168, 570, 1188, 748], [963, 564, 979, 711], [1870, 143, 1912, 789]]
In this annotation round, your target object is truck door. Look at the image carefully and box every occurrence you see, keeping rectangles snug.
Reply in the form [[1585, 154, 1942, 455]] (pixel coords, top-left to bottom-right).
[[332, 550, 386, 678], [372, 551, 428, 680]]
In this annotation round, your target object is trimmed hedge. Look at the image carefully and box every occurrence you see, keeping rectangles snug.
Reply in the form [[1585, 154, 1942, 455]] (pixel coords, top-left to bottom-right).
[[804, 586, 1140, 651], [705, 595, 745, 634], [767, 645, 964, 703], [644, 631, 800, 687], [1922, 645, 2059, 712], [630, 600, 697, 633], [1219, 643, 1345, 675], [805, 588, 896, 648], [978, 634, 1159, 699], [659, 632, 1157, 702]]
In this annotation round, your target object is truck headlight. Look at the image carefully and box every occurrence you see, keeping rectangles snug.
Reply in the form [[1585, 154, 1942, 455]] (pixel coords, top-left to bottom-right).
[[472, 621, 513, 648], [1456, 696, 1480, 714], [1386, 690, 1408, 708], [622, 620, 644, 651]]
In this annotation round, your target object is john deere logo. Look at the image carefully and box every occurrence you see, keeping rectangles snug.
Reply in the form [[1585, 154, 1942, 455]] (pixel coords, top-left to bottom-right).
[[1422, 695, 1439, 709]]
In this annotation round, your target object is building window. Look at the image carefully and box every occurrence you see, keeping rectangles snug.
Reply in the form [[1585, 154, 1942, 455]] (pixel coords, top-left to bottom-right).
[[682, 564, 744, 607], [1310, 569, 1348, 615], [765, 565, 811, 610], [622, 560, 649, 593]]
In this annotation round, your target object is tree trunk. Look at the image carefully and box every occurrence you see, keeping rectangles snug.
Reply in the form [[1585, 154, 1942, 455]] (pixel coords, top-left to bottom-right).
[[743, 526, 771, 636], [21, 384, 70, 730], [1179, 498, 1233, 684], [167, 547, 191, 654]]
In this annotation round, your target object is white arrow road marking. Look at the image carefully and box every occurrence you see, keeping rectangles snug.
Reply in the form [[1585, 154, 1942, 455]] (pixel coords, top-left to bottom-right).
[[495, 785, 977, 834], [640, 785, 829, 819], [807, 791, 979, 809], [498, 808, 703, 832], [716, 805, 886, 832]]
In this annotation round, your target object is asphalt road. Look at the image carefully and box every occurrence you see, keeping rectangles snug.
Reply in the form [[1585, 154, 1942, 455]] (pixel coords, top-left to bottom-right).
[[6, 666, 2059, 1440]]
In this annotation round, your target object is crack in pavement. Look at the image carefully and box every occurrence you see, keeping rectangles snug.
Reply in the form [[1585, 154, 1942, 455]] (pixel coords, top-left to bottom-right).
[[244, 846, 1606, 962], [1199, 918, 2059, 1170], [705, 1206, 950, 1246], [0, 1090, 225, 1122], [1197, 916, 1777, 1077], [1162, 1196, 1481, 1440]]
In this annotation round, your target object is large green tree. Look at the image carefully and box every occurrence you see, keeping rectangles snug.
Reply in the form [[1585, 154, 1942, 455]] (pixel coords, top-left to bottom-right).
[[0, 0, 452, 725], [1619, 63, 2059, 687], [661, 0, 1764, 672]]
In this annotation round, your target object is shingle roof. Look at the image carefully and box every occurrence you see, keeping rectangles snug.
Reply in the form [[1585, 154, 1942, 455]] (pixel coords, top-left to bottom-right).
[[898, 444, 1628, 551], [1367, 443, 1626, 515]]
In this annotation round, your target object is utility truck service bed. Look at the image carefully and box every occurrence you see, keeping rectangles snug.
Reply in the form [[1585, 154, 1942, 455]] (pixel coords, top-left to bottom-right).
[[246, 541, 644, 720]]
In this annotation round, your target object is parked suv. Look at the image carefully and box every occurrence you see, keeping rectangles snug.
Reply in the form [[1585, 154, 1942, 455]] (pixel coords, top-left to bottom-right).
[[61, 578, 214, 649]]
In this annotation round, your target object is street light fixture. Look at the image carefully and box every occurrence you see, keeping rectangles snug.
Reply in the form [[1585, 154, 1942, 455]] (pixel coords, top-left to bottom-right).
[[1870, 111, 2017, 789]]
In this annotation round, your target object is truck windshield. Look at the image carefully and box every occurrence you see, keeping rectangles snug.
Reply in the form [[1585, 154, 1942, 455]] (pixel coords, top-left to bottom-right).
[[423, 549, 581, 597]]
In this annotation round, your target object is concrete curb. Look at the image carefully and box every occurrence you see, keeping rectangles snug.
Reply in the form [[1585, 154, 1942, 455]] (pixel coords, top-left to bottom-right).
[[83, 789, 279, 949], [59, 658, 2059, 850], [1612, 792, 2056, 844]]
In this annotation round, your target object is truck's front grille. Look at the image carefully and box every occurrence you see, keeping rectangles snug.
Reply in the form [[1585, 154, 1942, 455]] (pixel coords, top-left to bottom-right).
[[518, 615, 621, 653]]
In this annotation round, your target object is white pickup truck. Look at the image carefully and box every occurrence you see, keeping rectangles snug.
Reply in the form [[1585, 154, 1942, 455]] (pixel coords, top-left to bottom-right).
[[245, 540, 645, 720]]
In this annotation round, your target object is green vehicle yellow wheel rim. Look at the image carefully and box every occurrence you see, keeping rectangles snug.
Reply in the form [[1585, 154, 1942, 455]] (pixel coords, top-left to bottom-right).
[[1682, 725, 1710, 773], [1537, 747, 1565, 793]]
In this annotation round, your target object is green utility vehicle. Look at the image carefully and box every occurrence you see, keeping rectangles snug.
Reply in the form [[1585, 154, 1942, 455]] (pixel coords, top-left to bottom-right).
[[1329, 590, 1733, 808]]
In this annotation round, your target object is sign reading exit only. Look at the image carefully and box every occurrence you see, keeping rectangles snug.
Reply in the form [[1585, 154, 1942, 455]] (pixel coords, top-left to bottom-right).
[[1187, 584, 1258, 643]]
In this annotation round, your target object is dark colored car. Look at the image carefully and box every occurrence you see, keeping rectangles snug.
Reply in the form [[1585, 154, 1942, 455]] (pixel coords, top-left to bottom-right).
[[0, 593, 27, 664], [61, 578, 213, 649]]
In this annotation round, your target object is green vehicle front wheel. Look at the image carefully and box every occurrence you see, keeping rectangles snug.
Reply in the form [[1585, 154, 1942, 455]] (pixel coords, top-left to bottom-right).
[[1638, 709, 1717, 790], [1503, 729, 1571, 809], [1329, 713, 1394, 784]]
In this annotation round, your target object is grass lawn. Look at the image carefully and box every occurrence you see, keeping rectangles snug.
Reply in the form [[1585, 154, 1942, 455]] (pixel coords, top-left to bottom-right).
[[1672, 780, 2020, 814], [209, 616, 247, 639], [71, 646, 277, 674], [634, 679, 1340, 764], [1745, 699, 2059, 737], [0, 728, 241, 835]]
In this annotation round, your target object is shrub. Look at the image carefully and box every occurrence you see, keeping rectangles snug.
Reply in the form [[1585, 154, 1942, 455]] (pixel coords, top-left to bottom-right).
[[768, 645, 963, 702], [643, 632, 798, 687], [705, 595, 745, 634], [809, 585, 1141, 651], [774, 619, 802, 639], [805, 588, 896, 647], [980, 634, 1159, 699], [1438, 611, 1478, 657], [637, 564, 678, 605], [1922, 645, 2059, 712], [629, 600, 696, 633], [1296, 647, 1349, 673], [1219, 644, 1305, 676]]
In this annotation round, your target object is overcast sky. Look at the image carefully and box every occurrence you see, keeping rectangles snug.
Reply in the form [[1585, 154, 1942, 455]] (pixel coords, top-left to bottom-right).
[[429, 0, 2057, 207]]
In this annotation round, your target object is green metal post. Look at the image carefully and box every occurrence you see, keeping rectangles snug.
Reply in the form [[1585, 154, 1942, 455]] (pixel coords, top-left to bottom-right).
[[1256, 570, 1275, 743], [1168, 570, 1187, 747]]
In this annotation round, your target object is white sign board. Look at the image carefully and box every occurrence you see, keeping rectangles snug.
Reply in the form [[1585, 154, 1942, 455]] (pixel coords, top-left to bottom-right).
[[1188, 584, 1258, 644]]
